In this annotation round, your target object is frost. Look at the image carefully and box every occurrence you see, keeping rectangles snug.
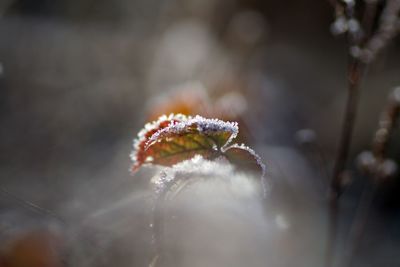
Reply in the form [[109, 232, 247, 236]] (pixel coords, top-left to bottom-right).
[[130, 114, 266, 197], [152, 149, 267, 197], [130, 113, 187, 171], [146, 114, 239, 149], [152, 155, 235, 193], [150, 155, 266, 262], [130, 114, 239, 172]]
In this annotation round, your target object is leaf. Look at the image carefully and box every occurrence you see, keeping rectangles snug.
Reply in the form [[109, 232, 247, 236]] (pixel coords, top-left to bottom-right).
[[223, 144, 266, 178], [130, 114, 238, 171], [131, 114, 265, 190], [130, 114, 187, 172]]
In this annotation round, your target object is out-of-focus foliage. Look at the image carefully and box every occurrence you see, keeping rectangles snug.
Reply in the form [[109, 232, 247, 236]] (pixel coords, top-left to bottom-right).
[[0, 230, 63, 267]]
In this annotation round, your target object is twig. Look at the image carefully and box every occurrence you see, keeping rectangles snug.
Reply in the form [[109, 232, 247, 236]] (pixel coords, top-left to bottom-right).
[[326, 0, 382, 265], [330, 57, 365, 199], [359, 0, 400, 63], [326, 55, 365, 267], [343, 87, 400, 267], [342, 180, 376, 267]]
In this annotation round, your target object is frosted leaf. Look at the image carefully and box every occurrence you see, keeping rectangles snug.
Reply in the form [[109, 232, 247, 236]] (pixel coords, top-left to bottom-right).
[[146, 115, 238, 149], [130, 114, 239, 171], [130, 114, 187, 172], [152, 155, 235, 193], [130, 113, 266, 195]]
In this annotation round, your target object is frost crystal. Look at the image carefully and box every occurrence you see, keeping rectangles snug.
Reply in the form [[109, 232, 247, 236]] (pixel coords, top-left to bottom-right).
[[152, 155, 236, 192], [130, 113, 187, 171], [130, 114, 239, 172], [146, 115, 238, 149]]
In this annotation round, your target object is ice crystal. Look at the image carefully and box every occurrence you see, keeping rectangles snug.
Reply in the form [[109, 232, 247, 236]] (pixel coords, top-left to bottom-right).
[[152, 155, 235, 192], [130, 113, 187, 172], [146, 115, 238, 149]]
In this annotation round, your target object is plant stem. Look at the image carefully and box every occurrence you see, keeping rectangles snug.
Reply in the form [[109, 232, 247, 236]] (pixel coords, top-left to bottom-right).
[[342, 181, 376, 267], [326, 57, 365, 267], [343, 87, 400, 267], [331, 58, 364, 197], [325, 1, 398, 265]]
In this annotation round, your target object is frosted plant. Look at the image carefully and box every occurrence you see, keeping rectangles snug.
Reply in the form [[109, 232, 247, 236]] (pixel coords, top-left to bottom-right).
[[150, 155, 265, 267], [130, 113, 265, 189], [130, 114, 266, 266]]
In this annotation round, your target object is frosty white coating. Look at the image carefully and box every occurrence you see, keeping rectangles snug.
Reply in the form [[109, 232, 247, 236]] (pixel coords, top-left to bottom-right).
[[146, 115, 239, 149], [153, 155, 236, 192], [130, 113, 187, 165], [130, 114, 266, 197]]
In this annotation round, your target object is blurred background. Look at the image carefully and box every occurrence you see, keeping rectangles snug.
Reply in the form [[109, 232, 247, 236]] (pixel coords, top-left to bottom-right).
[[0, 0, 400, 266]]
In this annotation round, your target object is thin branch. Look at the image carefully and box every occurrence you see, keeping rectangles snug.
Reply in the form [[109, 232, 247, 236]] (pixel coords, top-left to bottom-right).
[[342, 181, 376, 267], [343, 86, 400, 267], [326, 56, 365, 267], [326, 0, 382, 265], [360, 0, 400, 63], [330, 58, 365, 199]]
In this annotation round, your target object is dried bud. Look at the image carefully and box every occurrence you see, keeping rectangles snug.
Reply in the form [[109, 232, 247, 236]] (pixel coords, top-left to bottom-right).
[[350, 46, 362, 58], [330, 16, 348, 36], [377, 159, 398, 179], [347, 18, 360, 34], [357, 151, 375, 175]]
